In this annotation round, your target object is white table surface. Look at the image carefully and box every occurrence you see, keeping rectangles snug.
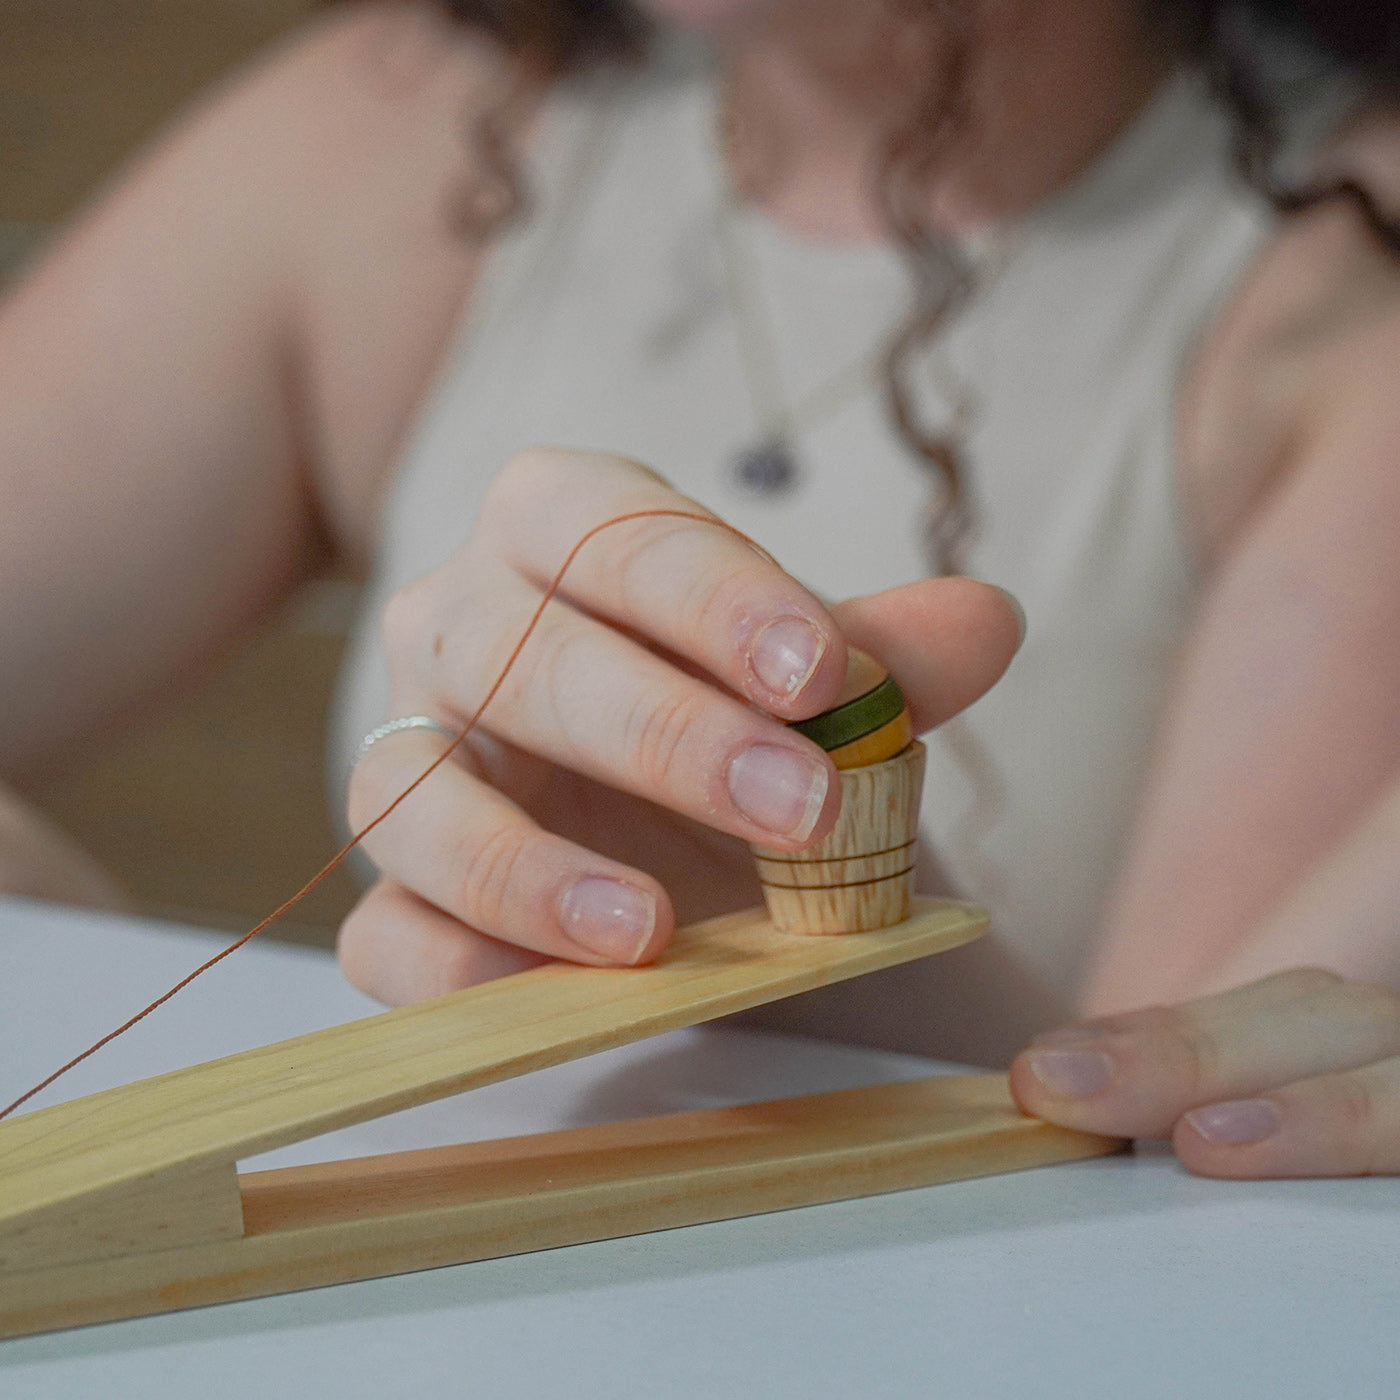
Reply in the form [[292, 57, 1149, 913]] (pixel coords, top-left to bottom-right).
[[2, 895, 1397, 1400]]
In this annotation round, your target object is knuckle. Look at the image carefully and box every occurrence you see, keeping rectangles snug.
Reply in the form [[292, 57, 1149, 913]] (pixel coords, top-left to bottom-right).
[[346, 757, 393, 835], [1272, 968, 1400, 1057], [681, 561, 764, 649], [382, 561, 512, 702], [611, 518, 719, 614], [1344, 979, 1400, 1045], [519, 627, 575, 739], [1175, 1024, 1224, 1100], [480, 447, 560, 527], [1317, 1071, 1379, 1155], [452, 819, 534, 929], [1139, 1005, 1221, 1100], [379, 576, 437, 673], [620, 455, 675, 489], [622, 688, 704, 792], [609, 519, 677, 599]]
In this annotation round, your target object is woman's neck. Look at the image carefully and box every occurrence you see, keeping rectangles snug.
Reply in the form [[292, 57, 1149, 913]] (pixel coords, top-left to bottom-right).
[[717, 0, 1171, 242]]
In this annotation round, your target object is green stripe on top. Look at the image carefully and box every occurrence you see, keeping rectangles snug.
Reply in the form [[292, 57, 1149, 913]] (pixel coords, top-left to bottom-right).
[[791, 675, 907, 752]]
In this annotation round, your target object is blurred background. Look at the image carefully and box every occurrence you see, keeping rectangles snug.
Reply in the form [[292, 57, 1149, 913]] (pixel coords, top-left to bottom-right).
[[3, 0, 361, 943]]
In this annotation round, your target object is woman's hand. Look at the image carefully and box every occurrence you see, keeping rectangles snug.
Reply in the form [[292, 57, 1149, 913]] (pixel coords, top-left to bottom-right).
[[1010, 968, 1400, 1177], [339, 448, 1023, 1004]]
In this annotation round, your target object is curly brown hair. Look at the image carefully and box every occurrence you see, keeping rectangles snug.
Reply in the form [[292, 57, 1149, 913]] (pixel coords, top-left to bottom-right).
[[428, 0, 980, 571], [433, 0, 646, 68], [1156, 0, 1400, 251]]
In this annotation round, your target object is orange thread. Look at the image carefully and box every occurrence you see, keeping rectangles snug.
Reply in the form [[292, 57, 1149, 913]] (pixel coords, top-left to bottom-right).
[[0, 507, 777, 1122]]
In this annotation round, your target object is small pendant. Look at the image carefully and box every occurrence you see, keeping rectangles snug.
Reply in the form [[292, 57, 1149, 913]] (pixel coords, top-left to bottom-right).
[[732, 440, 800, 496]]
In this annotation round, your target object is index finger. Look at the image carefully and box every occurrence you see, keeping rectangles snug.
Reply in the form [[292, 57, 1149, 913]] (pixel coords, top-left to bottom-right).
[[474, 448, 849, 720], [1008, 968, 1400, 1139]]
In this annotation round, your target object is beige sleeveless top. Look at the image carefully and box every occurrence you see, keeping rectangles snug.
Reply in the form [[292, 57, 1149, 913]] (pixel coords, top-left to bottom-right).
[[334, 63, 1270, 1059]]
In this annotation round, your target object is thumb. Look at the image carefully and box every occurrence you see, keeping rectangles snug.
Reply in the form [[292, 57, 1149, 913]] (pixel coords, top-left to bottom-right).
[[831, 577, 1024, 733]]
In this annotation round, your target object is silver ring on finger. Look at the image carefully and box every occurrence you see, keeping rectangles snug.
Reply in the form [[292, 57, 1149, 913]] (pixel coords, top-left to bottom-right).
[[353, 715, 458, 769]]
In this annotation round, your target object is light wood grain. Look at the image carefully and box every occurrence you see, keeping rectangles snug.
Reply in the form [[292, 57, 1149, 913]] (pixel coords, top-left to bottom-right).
[[0, 898, 985, 1273], [752, 741, 926, 934], [0, 1159, 242, 1274], [0, 1073, 1123, 1338]]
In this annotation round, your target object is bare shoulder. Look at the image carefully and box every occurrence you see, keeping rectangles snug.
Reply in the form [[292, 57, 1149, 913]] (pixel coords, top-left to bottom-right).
[[90, 3, 513, 247], [1180, 185, 1400, 567], [77, 2, 529, 558], [205, 3, 529, 555], [227, 3, 516, 220]]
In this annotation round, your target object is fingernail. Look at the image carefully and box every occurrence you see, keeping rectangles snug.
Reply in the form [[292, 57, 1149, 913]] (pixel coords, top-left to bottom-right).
[[1027, 1048, 1115, 1097], [559, 878, 657, 962], [1184, 1099, 1282, 1146], [727, 744, 829, 840], [750, 616, 826, 700]]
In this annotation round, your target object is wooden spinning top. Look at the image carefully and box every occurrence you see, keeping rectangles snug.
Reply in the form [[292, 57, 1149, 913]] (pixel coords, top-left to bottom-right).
[[751, 648, 925, 935]]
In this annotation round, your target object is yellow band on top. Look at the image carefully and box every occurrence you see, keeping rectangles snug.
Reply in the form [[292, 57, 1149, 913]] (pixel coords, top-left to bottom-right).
[[825, 708, 913, 770]]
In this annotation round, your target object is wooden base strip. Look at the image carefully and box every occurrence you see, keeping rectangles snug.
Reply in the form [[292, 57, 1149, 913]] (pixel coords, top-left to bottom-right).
[[0, 896, 981, 1274], [752, 743, 926, 934], [0, 1074, 1124, 1339]]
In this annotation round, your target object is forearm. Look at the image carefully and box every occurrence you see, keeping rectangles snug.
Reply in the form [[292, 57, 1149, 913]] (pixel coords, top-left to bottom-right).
[[1192, 774, 1400, 995], [1080, 410, 1400, 1014], [0, 91, 324, 778]]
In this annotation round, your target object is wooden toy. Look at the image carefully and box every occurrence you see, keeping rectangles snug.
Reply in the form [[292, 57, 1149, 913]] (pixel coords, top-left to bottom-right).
[[0, 644, 1123, 1339], [752, 649, 924, 935], [0, 897, 1122, 1338]]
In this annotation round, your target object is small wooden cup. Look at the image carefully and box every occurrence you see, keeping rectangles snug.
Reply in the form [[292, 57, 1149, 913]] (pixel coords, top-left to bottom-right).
[[750, 740, 925, 935]]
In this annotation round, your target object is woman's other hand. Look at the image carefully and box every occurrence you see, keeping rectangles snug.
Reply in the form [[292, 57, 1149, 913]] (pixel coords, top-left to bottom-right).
[[1010, 968, 1400, 1176], [339, 448, 1023, 1003]]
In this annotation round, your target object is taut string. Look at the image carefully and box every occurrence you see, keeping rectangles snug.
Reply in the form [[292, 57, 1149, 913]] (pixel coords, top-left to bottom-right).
[[1, 507, 774, 1122]]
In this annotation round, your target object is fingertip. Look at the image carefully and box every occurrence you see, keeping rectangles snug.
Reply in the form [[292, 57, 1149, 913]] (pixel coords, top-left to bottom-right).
[[1006, 1047, 1113, 1131], [991, 584, 1027, 650], [1171, 1098, 1294, 1179], [1007, 1053, 1046, 1117], [792, 747, 843, 850], [615, 873, 677, 966], [831, 577, 1024, 733], [934, 576, 1026, 690], [746, 609, 848, 721], [804, 617, 858, 717], [630, 905, 675, 965], [1171, 1119, 1274, 1179], [557, 872, 675, 966]]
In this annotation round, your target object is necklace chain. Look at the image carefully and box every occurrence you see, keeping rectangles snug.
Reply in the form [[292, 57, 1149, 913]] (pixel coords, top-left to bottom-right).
[[714, 193, 891, 493]]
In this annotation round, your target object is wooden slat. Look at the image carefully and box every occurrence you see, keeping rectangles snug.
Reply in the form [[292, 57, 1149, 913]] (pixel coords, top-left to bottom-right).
[[0, 1073, 1123, 1338], [0, 899, 986, 1249]]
